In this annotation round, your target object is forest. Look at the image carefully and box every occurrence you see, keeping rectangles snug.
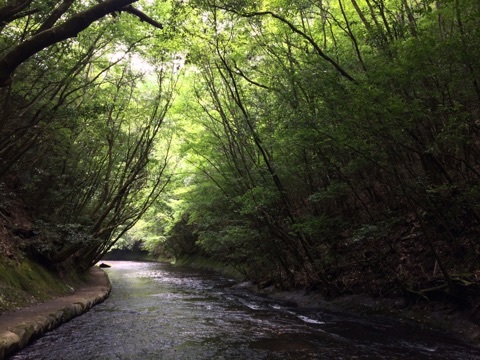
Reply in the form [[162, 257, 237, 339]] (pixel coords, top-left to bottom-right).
[[0, 0, 479, 310]]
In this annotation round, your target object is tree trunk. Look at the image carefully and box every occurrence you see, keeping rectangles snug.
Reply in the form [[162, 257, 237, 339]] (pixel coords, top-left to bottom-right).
[[0, 0, 163, 86]]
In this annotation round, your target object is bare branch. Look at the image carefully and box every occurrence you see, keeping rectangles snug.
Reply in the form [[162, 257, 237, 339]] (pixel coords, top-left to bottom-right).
[[121, 5, 163, 29], [35, 0, 76, 34], [232, 61, 271, 90], [0, 0, 33, 25]]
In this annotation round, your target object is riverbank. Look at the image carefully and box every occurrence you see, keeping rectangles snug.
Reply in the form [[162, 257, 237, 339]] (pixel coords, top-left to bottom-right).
[[170, 254, 480, 346], [235, 281, 480, 346], [0, 266, 111, 359]]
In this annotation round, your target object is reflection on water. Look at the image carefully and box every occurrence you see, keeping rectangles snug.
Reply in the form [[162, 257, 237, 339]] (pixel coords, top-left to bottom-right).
[[10, 261, 480, 359]]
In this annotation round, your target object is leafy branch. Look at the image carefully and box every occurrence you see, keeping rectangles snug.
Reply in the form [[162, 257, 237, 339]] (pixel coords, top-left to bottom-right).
[[217, 7, 356, 82]]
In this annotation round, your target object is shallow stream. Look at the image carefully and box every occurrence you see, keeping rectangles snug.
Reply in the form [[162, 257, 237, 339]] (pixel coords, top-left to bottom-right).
[[10, 261, 480, 359]]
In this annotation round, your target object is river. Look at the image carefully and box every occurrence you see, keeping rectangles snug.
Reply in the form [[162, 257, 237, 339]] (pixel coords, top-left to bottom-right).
[[10, 261, 480, 359]]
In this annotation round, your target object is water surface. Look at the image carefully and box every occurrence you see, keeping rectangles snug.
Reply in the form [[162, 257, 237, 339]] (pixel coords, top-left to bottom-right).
[[10, 261, 480, 359]]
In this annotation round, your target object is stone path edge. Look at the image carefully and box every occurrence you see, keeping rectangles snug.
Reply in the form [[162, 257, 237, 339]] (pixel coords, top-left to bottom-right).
[[0, 266, 111, 360]]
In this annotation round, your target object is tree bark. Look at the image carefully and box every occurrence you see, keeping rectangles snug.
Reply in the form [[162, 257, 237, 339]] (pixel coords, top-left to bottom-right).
[[0, 0, 162, 86], [0, 0, 33, 26], [34, 0, 76, 35]]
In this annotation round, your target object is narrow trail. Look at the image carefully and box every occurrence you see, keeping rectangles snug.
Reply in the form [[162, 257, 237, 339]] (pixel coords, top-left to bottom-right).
[[0, 267, 110, 359]]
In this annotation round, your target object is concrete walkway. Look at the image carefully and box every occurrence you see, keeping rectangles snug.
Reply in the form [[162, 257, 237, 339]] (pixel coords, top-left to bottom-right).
[[0, 267, 111, 359]]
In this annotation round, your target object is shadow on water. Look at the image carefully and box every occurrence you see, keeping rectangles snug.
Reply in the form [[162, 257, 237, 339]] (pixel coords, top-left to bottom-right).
[[10, 261, 480, 360]]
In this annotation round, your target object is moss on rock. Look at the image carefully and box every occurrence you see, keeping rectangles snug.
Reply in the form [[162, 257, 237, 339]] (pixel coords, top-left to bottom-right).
[[0, 258, 73, 314]]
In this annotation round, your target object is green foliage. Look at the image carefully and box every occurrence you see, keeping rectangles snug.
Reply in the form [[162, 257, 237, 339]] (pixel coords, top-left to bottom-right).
[[1, 0, 479, 298], [0, 0, 180, 270], [158, 0, 480, 293]]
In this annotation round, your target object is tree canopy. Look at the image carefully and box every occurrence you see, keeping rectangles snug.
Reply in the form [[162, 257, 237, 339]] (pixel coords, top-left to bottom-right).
[[1, 0, 479, 303], [0, 0, 162, 85]]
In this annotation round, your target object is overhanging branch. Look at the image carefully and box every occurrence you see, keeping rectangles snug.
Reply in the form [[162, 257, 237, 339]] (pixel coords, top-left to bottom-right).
[[220, 8, 356, 82], [121, 5, 163, 29], [0, 0, 34, 25], [0, 0, 163, 87]]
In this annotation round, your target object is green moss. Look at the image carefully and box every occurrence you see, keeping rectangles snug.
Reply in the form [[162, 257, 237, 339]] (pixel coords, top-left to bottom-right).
[[0, 258, 72, 314]]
